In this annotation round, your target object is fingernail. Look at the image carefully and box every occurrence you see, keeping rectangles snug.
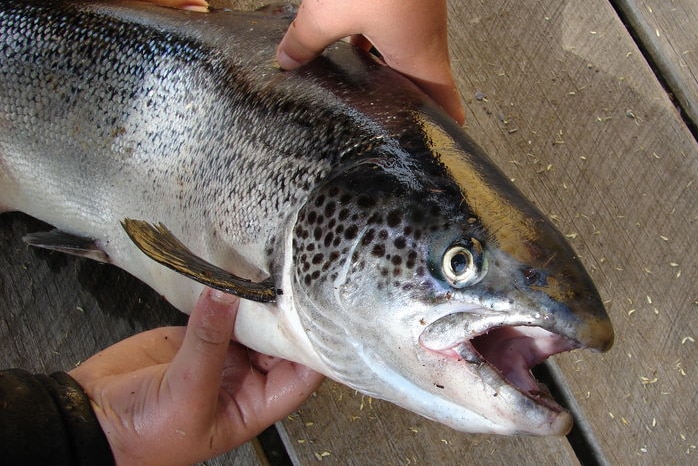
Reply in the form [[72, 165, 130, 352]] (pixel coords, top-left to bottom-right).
[[210, 289, 239, 304], [276, 49, 303, 70], [181, 5, 209, 13]]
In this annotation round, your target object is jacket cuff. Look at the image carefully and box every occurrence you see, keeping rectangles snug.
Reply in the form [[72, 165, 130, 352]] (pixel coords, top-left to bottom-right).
[[0, 369, 115, 466]]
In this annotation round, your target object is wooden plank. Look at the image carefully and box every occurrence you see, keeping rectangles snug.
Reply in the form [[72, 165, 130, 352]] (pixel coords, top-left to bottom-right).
[[278, 382, 579, 465], [614, 0, 698, 127], [439, 0, 698, 464], [0, 214, 263, 466]]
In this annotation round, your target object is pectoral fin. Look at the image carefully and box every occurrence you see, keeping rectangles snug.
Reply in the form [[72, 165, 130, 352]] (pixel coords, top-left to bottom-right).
[[121, 219, 279, 303], [23, 229, 110, 263]]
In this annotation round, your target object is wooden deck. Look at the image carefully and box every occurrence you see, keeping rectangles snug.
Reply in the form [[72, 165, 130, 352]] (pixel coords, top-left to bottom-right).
[[1, 0, 696, 464]]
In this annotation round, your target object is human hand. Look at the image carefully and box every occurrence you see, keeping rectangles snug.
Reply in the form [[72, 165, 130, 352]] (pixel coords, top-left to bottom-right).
[[276, 0, 465, 125], [69, 288, 324, 466]]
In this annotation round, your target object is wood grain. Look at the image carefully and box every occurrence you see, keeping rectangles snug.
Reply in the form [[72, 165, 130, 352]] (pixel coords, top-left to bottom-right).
[[615, 0, 698, 127]]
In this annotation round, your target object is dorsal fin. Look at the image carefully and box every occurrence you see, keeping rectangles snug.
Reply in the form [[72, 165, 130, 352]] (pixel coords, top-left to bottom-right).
[[121, 219, 279, 302], [23, 229, 110, 263]]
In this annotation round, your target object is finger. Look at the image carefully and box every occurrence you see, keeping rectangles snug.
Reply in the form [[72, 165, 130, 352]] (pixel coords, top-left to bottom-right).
[[393, 62, 466, 126], [222, 361, 324, 434], [360, 2, 465, 124], [276, 0, 465, 124], [166, 288, 239, 409], [276, 2, 354, 69]]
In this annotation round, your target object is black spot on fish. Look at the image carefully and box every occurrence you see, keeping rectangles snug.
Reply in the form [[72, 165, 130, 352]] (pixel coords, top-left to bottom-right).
[[357, 196, 376, 209], [393, 267, 402, 277], [328, 186, 339, 197], [335, 224, 344, 235], [394, 237, 406, 249], [340, 194, 352, 204], [312, 270, 320, 280], [329, 251, 340, 262], [362, 228, 375, 246], [307, 243, 315, 252], [378, 230, 388, 240], [333, 237, 341, 247], [367, 213, 382, 224], [338, 209, 349, 221], [406, 250, 418, 269], [314, 227, 322, 241], [314, 194, 325, 207], [304, 274, 311, 285], [413, 230, 422, 240], [391, 256, 402, 266], [404, 226, 413, 236], [312, 253, 324, 265], [324, 201, 336, 217], [344, 225, 358, 240], [324, 232, 334, 247], [302, 262, 310, 272], [372, 244, 386, 257], [328, 218, 336, 229], [381, 268, 389, 277], [308, 211, 317, 224], [387, 210, 402, 227]]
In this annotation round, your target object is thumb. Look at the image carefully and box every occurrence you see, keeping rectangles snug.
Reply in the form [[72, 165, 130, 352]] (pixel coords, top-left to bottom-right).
[[276, 2, 351, 69], [167, 289, 239, 404]]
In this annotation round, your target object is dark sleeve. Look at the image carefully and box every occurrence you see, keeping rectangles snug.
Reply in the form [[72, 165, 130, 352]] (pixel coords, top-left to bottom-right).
[[0, 369, 115, 466]]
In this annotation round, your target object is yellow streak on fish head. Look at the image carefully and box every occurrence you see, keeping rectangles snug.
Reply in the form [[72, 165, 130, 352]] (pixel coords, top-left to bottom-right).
[[417, 117, 538, 264]]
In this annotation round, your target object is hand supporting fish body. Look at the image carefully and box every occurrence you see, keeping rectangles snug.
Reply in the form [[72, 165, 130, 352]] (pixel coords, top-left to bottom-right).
[[0, 0, 613, 435]]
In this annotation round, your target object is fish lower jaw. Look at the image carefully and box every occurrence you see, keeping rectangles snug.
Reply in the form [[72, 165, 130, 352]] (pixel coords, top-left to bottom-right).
[[427, 325, 578, 415]]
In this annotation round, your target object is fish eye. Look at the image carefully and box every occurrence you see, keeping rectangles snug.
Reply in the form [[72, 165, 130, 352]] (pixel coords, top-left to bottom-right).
[[442, 238, 486, 288]]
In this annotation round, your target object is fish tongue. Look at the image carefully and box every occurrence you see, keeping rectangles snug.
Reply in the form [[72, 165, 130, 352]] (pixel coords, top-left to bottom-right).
[[471, 327, 541, 393], [471, 326, 578, 396]]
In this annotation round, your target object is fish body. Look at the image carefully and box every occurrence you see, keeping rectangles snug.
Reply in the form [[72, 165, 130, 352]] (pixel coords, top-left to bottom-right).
[[0, 0, 613, 435]]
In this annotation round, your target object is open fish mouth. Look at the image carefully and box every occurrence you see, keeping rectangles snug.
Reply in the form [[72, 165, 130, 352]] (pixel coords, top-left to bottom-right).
[[419, 311, 579, 412]]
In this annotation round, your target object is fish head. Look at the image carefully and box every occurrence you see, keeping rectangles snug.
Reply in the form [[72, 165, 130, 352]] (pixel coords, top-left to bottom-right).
[[290, 109, 613, 435]]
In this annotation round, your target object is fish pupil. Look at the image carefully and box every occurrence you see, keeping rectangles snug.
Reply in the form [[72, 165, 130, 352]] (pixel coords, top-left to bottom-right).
[[451, 252, 469, 274]]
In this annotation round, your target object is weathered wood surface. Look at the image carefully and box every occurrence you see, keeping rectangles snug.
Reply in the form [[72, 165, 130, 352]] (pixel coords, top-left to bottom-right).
[[1, 0, 697, 465], [615, 0, 698, 127]]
